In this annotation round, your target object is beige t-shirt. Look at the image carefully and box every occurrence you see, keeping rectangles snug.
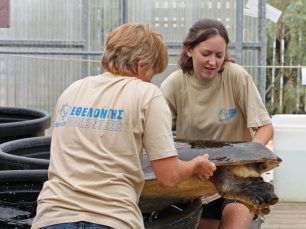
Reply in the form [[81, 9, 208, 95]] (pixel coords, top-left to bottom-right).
[[160, 62, 271, 142], [31, 72, 177, 229]]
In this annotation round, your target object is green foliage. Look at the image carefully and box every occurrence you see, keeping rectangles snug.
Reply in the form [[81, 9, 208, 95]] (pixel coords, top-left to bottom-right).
[[266, 0, 306, 114]]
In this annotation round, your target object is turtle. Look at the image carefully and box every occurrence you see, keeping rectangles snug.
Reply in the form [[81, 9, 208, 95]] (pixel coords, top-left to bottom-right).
[[139, 139, 282, 216]]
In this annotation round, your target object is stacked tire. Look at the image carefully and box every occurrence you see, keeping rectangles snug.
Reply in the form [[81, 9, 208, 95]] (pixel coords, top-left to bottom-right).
[[0, 107, 50, 228], [0, 107, 51, 144]]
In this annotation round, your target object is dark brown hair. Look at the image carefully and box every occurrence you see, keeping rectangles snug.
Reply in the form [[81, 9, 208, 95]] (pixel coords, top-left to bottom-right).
[[179, 18, 234, 75]]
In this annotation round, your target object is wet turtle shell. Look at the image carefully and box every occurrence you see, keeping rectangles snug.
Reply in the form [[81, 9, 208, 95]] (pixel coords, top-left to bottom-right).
[[139, 139, 282, 216]]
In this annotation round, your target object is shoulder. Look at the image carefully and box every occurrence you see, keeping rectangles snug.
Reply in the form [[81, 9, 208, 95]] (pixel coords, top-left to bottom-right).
[[222, 62, 253, 83], [60, 77, 89, 95], [104, 72, 163, 97], [223, 62, 248, 75], [160, 69, 185, 90], [131, 79, 164, 100], [137, 79, 161, 93]]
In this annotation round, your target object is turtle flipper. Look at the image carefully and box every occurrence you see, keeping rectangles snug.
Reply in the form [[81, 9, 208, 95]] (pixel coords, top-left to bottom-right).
[[209, 166, 279, 215]]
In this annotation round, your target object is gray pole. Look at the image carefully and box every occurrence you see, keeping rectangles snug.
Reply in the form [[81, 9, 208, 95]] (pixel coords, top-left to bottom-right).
[[235, 0, 244, 65], [258, 0, 267, 102], [82, 0, 90, 76], [119, 0, 128, 24]]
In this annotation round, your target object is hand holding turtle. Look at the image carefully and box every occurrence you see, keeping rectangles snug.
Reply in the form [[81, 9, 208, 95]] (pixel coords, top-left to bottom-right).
[[193, 154, 216, 181]]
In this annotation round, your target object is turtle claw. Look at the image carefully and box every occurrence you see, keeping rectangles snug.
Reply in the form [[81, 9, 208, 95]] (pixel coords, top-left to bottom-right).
[[244, 202, 271, 216]]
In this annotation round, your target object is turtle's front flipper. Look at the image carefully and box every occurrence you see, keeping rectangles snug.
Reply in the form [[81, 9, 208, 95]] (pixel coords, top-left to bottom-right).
[[209, 165, 279, 216]]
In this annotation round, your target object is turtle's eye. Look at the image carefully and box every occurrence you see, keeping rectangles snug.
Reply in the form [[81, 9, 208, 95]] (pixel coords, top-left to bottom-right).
[[260, 163, 268, 171]]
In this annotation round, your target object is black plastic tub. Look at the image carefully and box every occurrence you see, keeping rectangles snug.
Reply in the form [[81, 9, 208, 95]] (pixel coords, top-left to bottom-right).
[[0, 107, 51, 144], [0, 169, 48, 228], [0, 136, 50, 170], [0, 169, 202, 229]]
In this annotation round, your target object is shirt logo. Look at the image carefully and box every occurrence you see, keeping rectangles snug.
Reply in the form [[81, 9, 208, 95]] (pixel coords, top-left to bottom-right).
[[59, 103, 72, 121], [54, 103, 124, 132], [218, 108, 237, 122]]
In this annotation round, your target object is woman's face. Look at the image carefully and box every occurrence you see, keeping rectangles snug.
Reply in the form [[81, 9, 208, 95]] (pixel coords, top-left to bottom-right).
[[186, 35, 227, 81]]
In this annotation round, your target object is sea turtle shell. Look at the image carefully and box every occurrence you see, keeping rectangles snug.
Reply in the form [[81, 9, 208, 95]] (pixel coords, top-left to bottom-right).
[[139, 139, 282, 216]]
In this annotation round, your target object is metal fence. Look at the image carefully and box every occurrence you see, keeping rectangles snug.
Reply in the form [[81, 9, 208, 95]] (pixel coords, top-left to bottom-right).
[[0, 0, 267, 133]]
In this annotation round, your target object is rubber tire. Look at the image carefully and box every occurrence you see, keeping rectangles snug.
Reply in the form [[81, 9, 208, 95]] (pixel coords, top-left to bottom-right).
[[144, 199, 202, 229], [0, 107, 51, 144], [0, 136, 50, 170]]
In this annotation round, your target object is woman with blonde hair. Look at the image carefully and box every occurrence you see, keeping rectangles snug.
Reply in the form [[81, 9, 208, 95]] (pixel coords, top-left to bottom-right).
[[31, 23, 216, 229]]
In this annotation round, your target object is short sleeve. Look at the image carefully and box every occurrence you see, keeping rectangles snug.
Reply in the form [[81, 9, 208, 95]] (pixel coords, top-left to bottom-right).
[[236, 69, 272, 128], [160, 72, 180, 127], [142, 94, 177, 161]]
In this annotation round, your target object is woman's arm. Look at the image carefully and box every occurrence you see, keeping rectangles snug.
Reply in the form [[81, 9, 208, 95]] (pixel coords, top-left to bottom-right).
[[252, 123, 274, 145], [150, 154, 216, 187]]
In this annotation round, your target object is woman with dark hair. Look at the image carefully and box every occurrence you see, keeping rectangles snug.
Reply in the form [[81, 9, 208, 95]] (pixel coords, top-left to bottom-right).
[[161, 18, 273, 229]]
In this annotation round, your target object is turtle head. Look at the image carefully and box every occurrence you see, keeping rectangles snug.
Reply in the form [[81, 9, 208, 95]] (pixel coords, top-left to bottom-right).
[[209, 165, 279, 216], [259, 157, 282, 173]]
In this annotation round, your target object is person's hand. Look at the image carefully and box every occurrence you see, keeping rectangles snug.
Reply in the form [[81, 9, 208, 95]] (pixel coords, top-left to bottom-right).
[[193, 154, 216, 181]]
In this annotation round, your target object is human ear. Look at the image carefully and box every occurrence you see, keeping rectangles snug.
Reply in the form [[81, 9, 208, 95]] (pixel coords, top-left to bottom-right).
[[136, 61, 150, 82], [136, 61, 144, 75], [184, 45, 193, 57]]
